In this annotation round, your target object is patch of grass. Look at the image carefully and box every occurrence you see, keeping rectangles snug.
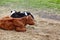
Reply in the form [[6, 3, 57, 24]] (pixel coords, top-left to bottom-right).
[[0, 0, 60, 9]]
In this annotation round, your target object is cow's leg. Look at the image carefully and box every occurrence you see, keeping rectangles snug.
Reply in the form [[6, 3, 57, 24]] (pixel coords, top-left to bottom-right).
[[15, 26, 26, 32], [13, 19, 26, 32], [0, 19, 14, 30]]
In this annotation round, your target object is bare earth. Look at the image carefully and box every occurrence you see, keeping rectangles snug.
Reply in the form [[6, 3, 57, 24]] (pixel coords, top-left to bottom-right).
[[0, 7, 60, 40]]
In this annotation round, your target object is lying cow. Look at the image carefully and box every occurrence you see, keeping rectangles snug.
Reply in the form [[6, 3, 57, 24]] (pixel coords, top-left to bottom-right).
[[11, 10, 34, 19], [0, 11, 35, 32]]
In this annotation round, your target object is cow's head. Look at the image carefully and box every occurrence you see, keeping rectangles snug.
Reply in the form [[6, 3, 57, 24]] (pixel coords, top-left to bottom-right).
[[26, 15, 35, 25]]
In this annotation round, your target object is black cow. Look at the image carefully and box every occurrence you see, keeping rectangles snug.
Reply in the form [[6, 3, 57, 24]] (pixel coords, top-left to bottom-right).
[[11, 10, 34, 19]]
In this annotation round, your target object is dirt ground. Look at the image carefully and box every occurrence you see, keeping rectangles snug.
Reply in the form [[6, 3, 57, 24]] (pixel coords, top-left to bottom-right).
[[0, 7, 60, 40]]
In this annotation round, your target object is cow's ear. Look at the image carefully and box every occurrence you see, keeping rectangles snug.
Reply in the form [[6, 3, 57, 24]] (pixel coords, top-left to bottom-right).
[[11, 11, 12, 13], [11, 10, 16, 13]]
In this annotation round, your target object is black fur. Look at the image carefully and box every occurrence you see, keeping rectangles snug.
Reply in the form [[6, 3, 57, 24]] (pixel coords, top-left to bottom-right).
[[11, 11, 34, 19], [23, 11, 34, 19], [11, 11, 25, 18]]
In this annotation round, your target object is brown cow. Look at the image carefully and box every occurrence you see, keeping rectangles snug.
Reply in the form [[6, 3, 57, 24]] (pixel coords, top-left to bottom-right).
[[0, 15, 35, 32]]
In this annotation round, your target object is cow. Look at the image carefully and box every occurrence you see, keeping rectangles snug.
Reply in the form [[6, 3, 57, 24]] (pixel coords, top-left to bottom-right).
[[11, 10, 34, 19], [0, 11, 35, 32]]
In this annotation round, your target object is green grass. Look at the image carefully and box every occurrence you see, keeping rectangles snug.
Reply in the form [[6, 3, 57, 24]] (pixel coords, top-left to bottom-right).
[[0, 0, 60, 9]]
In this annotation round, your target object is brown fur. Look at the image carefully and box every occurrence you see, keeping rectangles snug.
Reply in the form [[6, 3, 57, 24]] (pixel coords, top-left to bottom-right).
[[0, 15, 35, 32]]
